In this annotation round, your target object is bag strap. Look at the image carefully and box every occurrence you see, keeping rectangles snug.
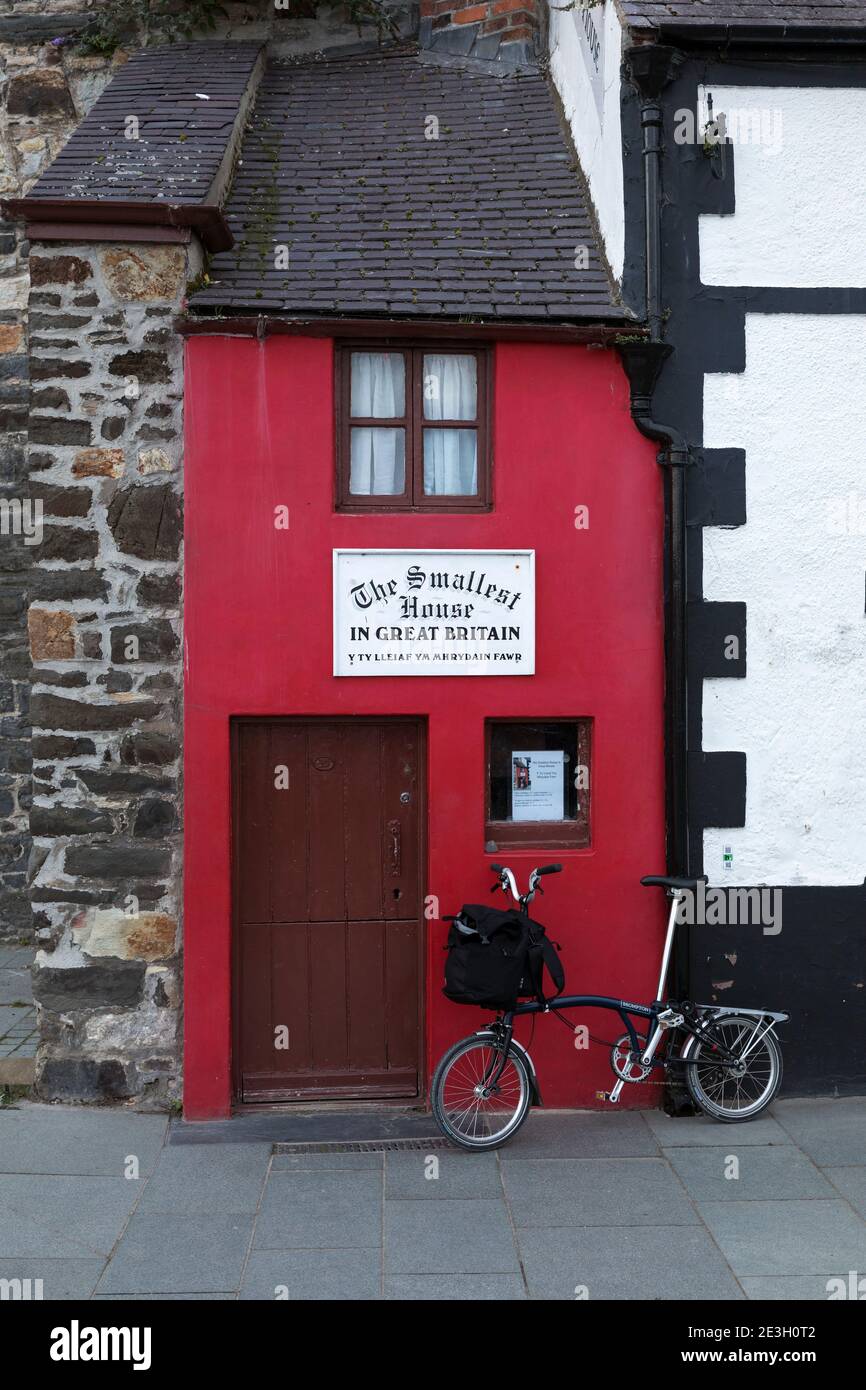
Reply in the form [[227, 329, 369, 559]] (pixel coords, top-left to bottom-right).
[[526, 924, 565, 1003], [540, 934, 565, 997]]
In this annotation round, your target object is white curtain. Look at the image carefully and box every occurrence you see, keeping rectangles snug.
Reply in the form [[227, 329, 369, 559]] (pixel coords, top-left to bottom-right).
[[349, 352, 405, 495], [423, 354, 477, 496], [348, 351, 478, 497]]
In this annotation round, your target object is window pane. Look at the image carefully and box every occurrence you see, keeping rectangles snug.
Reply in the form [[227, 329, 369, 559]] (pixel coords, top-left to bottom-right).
[[423, 428, 477, 496], [351, 352, 405, 418], [350, 428, 405, 495], [489, 723, 580, 823], [423, 353, 477, 421]]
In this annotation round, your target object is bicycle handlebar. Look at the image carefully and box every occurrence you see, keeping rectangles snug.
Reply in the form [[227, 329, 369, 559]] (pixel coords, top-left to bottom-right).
[[489, 862, 563, 905]]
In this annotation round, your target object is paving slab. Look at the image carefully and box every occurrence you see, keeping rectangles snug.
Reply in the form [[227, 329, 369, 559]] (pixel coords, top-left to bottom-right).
[[741, 1274, 852, 1301], [518, 1224, 745, 1300], [774, 1098, 866, 1166], [272, 1152, 383, 1172], [698, 1198, 866, 1277], [503, 1110, 660, 1159], [0, 1041, 37, 1062], [0, 947, 35, 971], [96, 1211, 254, 1295], [255, 1170, 382, 1249], [0, 1102, 167, 1176], [137, 1143, 271, 1215], [385, 1273, 527, 1299], [643, 1110, 790, 1148], [824, 1166, 866, 1219], [385, 1197, 519, 1274], [501, 1157, 699, 1227], [0, 963, 32, 1006], [666, 1145, 836, 1201], [0, 1005, 27, 1034], [239, 1248, 381, 1300], [0, 1257, 104, 1300], [385, 1150, 501, 1199], [0, 1174, 140, 1259]]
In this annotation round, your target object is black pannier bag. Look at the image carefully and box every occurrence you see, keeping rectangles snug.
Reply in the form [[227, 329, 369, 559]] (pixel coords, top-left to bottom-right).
[[443, 904, 565, 1010]]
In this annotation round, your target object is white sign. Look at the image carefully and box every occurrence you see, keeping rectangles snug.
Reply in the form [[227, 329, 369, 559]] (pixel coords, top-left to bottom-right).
[[333, 549, 535, 676], [511, 750, 565, 821]]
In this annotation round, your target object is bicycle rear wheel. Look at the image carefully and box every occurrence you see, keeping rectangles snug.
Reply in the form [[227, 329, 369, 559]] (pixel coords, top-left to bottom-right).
[[432, 1035, 532, 1151], [685, 1014, 783, 1121]]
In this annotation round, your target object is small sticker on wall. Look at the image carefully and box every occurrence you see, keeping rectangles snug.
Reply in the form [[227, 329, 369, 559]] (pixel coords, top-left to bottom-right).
[[723, 845, 733, 871]]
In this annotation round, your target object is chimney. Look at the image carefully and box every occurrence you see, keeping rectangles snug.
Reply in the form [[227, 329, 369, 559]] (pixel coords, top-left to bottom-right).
[[419, 0, 545, 65]]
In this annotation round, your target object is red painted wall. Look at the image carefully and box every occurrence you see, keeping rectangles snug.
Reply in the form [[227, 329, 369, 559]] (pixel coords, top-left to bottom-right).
[[183, 334, 667, 1119]]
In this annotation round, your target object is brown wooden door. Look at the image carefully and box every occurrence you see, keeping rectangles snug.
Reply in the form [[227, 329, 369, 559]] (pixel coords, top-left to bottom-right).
[[232, 718, 425, 1103]]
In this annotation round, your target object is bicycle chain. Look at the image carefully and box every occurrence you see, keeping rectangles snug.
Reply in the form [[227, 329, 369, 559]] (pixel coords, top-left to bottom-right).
[[549, 1008, 679, 1086]]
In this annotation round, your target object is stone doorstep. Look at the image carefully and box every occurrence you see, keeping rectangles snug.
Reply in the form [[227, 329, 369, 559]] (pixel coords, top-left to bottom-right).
[[0, 1055, 35, 1085]]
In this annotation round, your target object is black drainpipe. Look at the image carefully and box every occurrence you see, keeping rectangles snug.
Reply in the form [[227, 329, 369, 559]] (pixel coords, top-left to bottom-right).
[[617, 44, 690, 884]]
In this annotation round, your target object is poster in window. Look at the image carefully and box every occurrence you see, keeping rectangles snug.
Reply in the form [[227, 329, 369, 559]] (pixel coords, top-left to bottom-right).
[[511, 750, 565, 822]]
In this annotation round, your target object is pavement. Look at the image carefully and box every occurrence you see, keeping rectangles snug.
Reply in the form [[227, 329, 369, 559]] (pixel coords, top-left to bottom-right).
[[1, 1096, 865, 1300], [0, 946, 36, 1080]]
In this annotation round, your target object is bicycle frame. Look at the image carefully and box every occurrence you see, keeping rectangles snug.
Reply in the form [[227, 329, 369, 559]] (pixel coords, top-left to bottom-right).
[[483, 887, 787, 1105]]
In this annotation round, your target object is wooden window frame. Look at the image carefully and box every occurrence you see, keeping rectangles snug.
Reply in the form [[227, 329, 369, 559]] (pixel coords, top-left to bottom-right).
[[336, 343, 491, 513], [484, 719, 592, 852]]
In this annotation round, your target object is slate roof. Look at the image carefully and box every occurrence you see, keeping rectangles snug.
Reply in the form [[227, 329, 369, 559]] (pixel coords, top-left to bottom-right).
[[621, 0, 866, 32], [190, 48, 623, 322], [30, 41, 262, 204]]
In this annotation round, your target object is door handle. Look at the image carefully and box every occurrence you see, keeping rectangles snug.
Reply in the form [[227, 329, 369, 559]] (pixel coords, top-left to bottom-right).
[[386, 818, 401, 877]]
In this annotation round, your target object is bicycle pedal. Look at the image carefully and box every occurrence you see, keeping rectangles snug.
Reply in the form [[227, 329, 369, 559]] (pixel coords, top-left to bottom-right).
[[595, 1089, 621, 1105]]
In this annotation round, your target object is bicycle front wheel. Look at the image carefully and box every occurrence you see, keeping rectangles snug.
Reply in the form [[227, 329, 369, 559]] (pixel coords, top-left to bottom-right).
[[432, 1035, 532, 1151], [685, 1014, 783, 1122]]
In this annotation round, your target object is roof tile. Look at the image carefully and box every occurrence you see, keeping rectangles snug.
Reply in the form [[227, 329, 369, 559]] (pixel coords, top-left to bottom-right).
[[30, 41, 262, 205], [191, 47, 622, 322]]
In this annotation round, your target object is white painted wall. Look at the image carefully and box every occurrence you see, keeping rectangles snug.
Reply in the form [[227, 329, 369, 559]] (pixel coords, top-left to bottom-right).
[[702, 313, 866, 886], [548, 0, 626, 281], [698, 84, 866, 288]]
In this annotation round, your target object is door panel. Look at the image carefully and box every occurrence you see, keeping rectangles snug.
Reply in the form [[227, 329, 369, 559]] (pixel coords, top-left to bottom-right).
[[233, 718, 424, 1103]]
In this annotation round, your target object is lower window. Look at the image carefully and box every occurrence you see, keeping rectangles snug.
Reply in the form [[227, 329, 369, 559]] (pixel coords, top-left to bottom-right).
[[485, 719, 591, 851]]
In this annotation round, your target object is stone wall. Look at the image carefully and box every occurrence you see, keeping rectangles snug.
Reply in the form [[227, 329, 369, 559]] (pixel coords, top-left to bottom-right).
[[26, 238, 194, 1106], [1, 22, 125, 945]]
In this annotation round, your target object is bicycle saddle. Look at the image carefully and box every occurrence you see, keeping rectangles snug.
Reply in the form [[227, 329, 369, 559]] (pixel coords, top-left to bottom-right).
[[640, 875, 708, 891]]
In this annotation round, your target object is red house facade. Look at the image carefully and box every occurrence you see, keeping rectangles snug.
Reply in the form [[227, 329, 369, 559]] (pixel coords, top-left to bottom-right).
[[182, 331, 666, 1118]]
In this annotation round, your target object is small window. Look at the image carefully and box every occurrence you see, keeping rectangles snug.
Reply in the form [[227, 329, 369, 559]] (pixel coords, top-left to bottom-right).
[[337, 346, 490, 511], [485, 720, 591, 851]]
